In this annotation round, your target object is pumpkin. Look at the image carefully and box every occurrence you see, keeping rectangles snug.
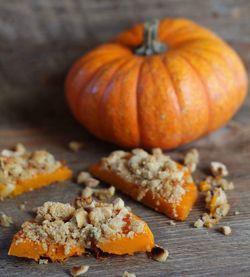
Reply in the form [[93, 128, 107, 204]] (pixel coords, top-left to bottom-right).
[[65, 18, 248, 149]]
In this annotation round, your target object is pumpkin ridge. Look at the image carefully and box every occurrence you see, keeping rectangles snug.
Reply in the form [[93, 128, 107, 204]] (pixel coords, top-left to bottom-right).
[[98, 58, 133, 141], [184, 48, 231, 94], [134, 58, 144, 147], [185, 42, 247, 90], [183, 48, 243, 128], [71, 55, 127, 123], [178, 52, 212, 135], [160, 55, 183, 146]]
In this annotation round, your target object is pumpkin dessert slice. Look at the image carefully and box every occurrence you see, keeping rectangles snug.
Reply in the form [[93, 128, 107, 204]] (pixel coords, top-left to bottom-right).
[[0, 144, 72, 199], [8, 197, 154, 262], [90, 148, 198, 221]]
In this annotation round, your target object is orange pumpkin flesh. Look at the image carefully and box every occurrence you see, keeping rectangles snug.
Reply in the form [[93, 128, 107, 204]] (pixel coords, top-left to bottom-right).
[[65, 18, 248, 149], [90, 162, 197, 221], [0, 166, 72, 198], [97, 215, 154, 255], [8, 205, 154, 262], [8, 233, 84, 262]]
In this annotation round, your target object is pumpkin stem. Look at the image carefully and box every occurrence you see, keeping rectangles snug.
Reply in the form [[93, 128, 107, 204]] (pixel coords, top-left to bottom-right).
[[135, 19, 167, 56]]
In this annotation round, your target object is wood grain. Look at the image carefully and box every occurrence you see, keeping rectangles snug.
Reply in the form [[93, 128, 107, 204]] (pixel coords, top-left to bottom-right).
[[0, 0, 249, 276]]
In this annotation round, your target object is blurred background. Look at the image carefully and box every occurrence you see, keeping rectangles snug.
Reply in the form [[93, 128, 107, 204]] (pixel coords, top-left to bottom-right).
[[0, 0, 249, 129]]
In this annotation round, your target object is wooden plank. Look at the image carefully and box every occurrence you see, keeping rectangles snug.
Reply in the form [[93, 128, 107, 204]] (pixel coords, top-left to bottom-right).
[[0, 0, 250, 276]]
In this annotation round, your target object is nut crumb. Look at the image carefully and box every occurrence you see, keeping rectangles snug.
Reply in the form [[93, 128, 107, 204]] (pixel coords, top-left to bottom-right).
[[234, 211, 240, 215], [0, 212, 13, 227], [151, 245, 169, 262], [93, 186, 115, 200], [194, 218, 204, 228], [211, 162, 228, 177], [38, 259, 48, 264], [77, 171, 99, 187], [220, 226, 232, 236], [122, 271, 136, 277], [184, 148, 199, 172], [19, 201, 27, 211], [69, 141, 83, 153], [70, 265, 89, 276], [168, 220, 176, 226]]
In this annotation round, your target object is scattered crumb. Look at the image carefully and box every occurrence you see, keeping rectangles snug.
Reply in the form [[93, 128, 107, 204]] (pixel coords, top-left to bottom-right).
[[220, 226, 232, 236], [69, 141, 83, 152], [70, 265, 89, 276], [211, 161, 228, 177], [19, 201, 27, 211], [93, 186, 115, 200], [234, 211, 240, 215], [194, 218, 204, 228], [81, 186, 115, 200], [122, 271, 136, 277], [0, 212, 13, 227], [77, 171, 99, 187], [38, 259, 48, 264], [168, 220, 176, 226], [184, 148, 199, 172], [81, 187, 94, 198], [151, 245, 169, 262]]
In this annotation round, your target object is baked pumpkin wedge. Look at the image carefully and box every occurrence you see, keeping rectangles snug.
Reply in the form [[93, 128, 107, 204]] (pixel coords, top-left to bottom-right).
[[0, 144, 72, 199], [8, 197, 154, 262], [90, 148, 198, 221]]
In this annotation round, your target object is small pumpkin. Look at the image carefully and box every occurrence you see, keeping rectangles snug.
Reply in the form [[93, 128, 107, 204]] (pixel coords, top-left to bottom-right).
[[65, 18, 248, 149]]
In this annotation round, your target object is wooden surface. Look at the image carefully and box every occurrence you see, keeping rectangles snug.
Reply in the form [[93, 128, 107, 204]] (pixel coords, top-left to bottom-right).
[[0, 0, 250, 276]]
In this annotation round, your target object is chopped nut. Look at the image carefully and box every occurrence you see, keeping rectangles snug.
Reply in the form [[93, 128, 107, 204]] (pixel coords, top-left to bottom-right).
[[184, 148, 199, 172], [19, 201, 27, 211], [70, 265, 89, 276], [93, 186, 115, 200], [194, 218, 204, 228], [69, 141, 83, 152], [220, 226, 232, 236], [38, 258, 48, 264], [0, 212, 13, 227], [122, 271, 136, 277], [74, 209, 88, 228], [151, 245, 169, 262], [77, 171, 99, 187], [81, 187, 94, 198], [168, 220, 176, 226], [234, 211, 240, 215], [211, 162, 228, 177], [77, 171, 92, 183]]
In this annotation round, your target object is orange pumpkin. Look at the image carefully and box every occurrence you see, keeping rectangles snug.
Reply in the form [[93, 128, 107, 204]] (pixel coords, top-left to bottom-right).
[[65, 18, 248, 149]]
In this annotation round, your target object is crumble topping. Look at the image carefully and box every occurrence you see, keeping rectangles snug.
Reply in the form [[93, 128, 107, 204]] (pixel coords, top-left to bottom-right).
[[0, 211, 13, 227], [17, 197, 146, 255], [0, 144, 62, 198], [184, 148, 199, 173], [100, 148, 193, 214], [70, 265, 89, 276], [194, 161, 233, 229]]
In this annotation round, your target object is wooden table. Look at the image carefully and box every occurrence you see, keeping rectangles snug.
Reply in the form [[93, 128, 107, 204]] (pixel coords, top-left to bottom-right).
[[0, 1, 249, 276]]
